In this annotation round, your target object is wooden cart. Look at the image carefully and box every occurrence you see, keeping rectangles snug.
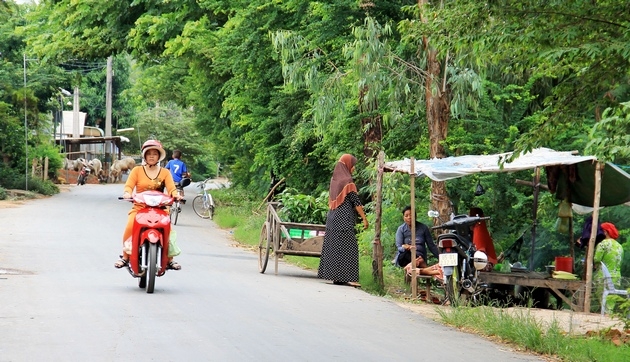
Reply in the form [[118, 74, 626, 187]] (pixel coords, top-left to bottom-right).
[[258, 202, 326, 274]]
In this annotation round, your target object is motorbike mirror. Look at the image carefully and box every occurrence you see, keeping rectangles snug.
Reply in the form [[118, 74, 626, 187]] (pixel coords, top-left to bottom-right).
[[180, 177, 192, 188], [427, 210, 440, 218]]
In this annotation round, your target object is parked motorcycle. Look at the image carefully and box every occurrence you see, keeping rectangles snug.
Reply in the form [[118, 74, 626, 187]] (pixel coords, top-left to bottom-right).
[[77, 165, 90, 185], [120, 191, 174, 293], [429, 211, 490, 305]]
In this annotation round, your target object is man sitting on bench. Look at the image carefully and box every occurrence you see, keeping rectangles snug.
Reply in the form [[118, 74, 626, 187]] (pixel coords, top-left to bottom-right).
[[394, 206, 443, 281]]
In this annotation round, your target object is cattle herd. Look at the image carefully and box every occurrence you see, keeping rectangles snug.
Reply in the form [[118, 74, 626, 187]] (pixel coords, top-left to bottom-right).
[[62, 157, 136, 183]]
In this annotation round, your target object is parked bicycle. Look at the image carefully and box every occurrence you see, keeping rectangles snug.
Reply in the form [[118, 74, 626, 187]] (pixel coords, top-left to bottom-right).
[[193, 178, 215, 219], [170, 177, 191, 225]]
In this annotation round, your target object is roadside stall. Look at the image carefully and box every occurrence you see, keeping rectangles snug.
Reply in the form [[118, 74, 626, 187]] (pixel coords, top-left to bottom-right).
[[378, 148, 630, 311]]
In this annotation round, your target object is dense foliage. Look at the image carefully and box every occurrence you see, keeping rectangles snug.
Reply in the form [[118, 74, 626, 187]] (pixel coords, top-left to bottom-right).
[[2, 0, 629, 273]]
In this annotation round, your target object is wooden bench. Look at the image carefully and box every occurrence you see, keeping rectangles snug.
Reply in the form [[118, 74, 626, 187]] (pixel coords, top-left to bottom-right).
[[405, 273, 435, 301]]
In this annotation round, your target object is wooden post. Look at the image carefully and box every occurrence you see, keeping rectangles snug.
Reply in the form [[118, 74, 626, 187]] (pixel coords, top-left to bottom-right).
[[372, 151, 385, 287], [31, 158, 37, 177], [583, 161, 603, 313], [43, 157, 49, 180], [410, 157, 418, 298], [528, 167, 540, 271]]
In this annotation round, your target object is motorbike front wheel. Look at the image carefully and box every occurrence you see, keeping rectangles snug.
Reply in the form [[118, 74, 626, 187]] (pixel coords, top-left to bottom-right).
[[77, 174, 84, 185], [146, 243, 158, 293]]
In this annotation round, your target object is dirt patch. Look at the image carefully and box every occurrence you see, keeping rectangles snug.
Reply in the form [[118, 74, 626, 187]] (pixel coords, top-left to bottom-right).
[[0, 189, 46, 208], [56, 169, 101, 185]]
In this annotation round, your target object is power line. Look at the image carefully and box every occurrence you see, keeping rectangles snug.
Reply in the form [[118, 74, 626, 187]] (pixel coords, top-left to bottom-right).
[[59, 60, 107, 74]]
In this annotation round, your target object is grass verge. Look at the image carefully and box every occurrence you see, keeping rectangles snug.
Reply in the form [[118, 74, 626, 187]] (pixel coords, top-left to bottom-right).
[[438, 306, 629, 361]]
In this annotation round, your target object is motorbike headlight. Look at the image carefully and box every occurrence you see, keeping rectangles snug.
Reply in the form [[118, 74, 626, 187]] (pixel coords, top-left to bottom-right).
[[144, 194, 163, 207], [473, 250, 488, 271]]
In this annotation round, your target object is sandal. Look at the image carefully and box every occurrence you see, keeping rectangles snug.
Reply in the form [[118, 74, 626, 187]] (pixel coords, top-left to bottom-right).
[[167, 261, 182, 270], [332, 281, 361, 288], [114, 257, 128, 269]]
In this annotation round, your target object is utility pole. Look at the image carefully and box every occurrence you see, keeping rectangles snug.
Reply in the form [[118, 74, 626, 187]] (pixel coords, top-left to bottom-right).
[[23, 53, 38, 191], [105, 56, 113, 166], [23, 53, 28, 191], [72, 86, 80, 139]]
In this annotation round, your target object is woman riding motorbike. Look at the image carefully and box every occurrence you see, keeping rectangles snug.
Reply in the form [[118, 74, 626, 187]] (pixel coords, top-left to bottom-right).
[[114, 140, 182, 270]]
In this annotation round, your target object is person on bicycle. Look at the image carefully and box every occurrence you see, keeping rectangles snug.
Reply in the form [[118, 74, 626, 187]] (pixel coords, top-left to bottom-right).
[[165, 150, 190, 196], [114, 140, 182, 270]]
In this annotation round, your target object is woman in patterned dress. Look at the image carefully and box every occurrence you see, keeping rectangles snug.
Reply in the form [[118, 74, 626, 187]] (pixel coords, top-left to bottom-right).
[[317, 154, 368, 287]]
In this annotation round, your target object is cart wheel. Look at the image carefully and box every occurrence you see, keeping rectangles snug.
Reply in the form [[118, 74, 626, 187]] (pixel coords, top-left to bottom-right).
[[258, 222, 271, 273]]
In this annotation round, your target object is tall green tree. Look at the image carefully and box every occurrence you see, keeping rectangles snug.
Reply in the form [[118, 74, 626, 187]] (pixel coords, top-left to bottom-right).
[[415, 0, 630, 161]]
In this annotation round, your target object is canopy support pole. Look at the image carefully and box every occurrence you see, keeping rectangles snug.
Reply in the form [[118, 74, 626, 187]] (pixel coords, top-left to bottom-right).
[[528, 167, 541, 271], [584, 161, 603, 313], [372, 151, 385, 288], [410, 158, 418, 299]]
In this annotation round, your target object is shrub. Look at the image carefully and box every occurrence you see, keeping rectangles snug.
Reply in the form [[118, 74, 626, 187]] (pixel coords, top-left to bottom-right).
[[0, 187, 6, 200], [277, 188, 328, 224], [28, 177, 59, 196]]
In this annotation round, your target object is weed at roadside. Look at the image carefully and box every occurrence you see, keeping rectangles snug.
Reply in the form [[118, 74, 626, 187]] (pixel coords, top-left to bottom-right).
[[437, 306, 630, 361]]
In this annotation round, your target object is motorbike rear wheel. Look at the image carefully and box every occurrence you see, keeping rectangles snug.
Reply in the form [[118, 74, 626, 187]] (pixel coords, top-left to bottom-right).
[[443, 266, 461, 306], [138, 273, 147, 288], [146, 243, 158, 293]]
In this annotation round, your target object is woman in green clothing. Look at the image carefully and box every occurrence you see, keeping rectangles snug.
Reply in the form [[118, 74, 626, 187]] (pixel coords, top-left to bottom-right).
[[594, 223, 623, 282], [594, 222, 624, 312]]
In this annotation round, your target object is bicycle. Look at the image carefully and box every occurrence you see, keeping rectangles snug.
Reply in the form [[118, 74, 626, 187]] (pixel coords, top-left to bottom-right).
[[193, 178, 215, 219], [170, 178, 191, 225]]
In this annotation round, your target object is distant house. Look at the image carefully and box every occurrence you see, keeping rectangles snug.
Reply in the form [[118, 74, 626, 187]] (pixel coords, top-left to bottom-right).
[[55, 111, 125, 161]]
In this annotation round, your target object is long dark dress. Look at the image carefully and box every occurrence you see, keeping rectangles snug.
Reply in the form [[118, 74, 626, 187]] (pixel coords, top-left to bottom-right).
[[317, 192, 362, 282]]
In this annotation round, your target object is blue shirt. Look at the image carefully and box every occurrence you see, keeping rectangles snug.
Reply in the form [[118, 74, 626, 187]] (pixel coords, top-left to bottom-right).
[[394, 221, 439, 267], [165, 159, 188, 182]]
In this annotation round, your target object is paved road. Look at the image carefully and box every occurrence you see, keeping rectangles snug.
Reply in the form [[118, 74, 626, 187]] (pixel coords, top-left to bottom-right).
[[0, 184, 542, 361]]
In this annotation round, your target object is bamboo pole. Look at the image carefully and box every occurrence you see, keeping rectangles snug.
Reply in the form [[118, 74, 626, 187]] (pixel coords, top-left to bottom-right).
[[528, 167, 540, 271], [43, 157, 49, 180], [583, 161, 603, 313], [372, 151, 385, 287], [410, 157, 418, 298]]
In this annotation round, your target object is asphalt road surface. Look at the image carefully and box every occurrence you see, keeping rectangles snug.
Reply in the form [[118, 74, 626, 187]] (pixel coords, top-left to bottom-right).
[[0, 184, 542, 362]]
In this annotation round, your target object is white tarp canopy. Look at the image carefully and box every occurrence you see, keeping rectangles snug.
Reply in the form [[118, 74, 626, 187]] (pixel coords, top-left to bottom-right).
[[384, 147, 630, 207], [383, 147, 596, 181]]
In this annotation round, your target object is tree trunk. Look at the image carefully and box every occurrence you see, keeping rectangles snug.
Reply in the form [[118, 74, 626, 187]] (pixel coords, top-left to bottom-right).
[[420, 0, 452, 221], [359, 85, 382, 160]]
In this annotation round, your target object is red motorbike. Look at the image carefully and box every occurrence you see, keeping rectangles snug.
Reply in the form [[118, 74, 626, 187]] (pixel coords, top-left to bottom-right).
[[77, 165, 90, 185], [120, 191, 173, 293]]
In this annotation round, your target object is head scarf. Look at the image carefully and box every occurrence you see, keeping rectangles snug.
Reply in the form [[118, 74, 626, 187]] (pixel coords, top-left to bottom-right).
[[328, 154, 358, 210], [600, 222, 619, 240]]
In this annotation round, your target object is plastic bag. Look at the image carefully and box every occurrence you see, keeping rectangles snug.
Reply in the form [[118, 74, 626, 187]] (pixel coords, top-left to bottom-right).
[[555, 217, 570, 234], [168, 229, 181, 257], [558, 199, 572, 218]]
